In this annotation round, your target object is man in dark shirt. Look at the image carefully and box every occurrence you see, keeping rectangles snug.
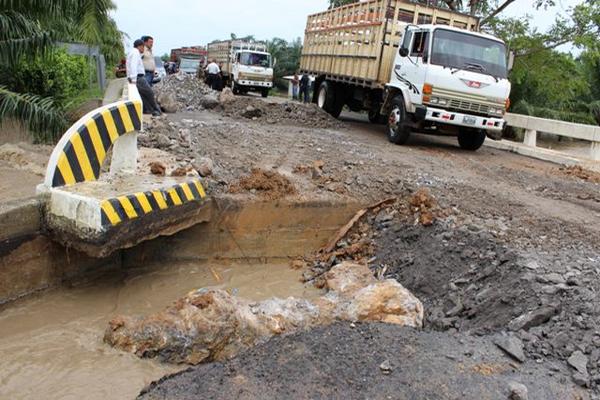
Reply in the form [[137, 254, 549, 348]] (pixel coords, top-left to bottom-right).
[[299, 73, 310, 104]]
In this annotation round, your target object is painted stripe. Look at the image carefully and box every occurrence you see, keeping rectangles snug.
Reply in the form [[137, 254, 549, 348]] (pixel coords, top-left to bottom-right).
[[118, 196, 138, 219], [86, 119, 106, 171], [52, 169, 65, 187], [152, 191, 168, 210], [78, 125, 101, 178], [188, 181, 201, 199], [168, 188, 183, 206], [180, 183, 195, 201], [117, 103, 135, 133], [110, 107, 126, 135], [64, 143, 84, 183], [101, 209, 109, 226], [164, 189, 175, 207], [56, 152, 76, 185], [135, 192, 153, 214], [193, 180, 206, 198], [93, 113, 113, 151], [128, 194, 145, 216], [101, 109, 119, 142], [101, 201, 121, 225], [145, 191, 160, 211], [126, 102, 142, 130], [109, 198, 128, 221], [70, 132, 95, 181], [174, 185, 187, 203]]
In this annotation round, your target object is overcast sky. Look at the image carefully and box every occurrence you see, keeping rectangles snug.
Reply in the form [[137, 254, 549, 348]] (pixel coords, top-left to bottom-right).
[[112, 0, 582, 56]]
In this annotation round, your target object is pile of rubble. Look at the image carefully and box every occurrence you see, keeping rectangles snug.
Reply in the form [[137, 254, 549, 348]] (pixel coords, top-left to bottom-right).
[[154, 73, 219, 112], [104, 262, 422, 365]]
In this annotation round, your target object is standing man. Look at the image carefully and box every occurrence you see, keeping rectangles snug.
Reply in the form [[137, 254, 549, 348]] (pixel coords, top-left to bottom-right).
[[299, 72, 311, 104], [127, 39, 161, 117], [142, 36, 156, 86], [291, 73, 300, 100], [205, 59, 220, 90]]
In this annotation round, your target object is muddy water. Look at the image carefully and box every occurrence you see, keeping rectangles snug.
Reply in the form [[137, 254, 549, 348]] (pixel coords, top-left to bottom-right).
[[0, 260, 320, 400]]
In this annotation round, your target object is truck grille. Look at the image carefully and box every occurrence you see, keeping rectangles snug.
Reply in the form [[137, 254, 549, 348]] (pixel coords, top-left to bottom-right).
[[448, 99, 490, 115]]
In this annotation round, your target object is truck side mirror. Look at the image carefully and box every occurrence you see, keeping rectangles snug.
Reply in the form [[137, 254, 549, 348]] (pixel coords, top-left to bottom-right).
[[399, 47, 409, 57], [507, 51, 515, 72]]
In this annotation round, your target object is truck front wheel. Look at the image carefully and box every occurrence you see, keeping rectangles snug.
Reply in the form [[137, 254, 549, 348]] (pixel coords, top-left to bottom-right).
[[457, 128, 486, 151], [261, 88, 269, 98], [387, 97, 411, 145]]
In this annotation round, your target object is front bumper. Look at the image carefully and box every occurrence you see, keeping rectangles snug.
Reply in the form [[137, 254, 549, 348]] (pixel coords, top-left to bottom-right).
[[423, 106, 505, 132], [238, 80, 273, 88]]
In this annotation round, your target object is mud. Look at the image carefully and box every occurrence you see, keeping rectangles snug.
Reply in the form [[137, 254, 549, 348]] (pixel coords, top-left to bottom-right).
[[138, 322, 585, 400], [228, 168, 297, 200]]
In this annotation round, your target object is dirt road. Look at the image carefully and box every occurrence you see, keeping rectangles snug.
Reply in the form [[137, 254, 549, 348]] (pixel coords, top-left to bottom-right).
[[133, 80, 600, 398]]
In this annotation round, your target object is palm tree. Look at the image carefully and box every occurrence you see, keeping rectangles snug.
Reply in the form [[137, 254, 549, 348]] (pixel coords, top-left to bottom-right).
[[0, 0, 123, 142]]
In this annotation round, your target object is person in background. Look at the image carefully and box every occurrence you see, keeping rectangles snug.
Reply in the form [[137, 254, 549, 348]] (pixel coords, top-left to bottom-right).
[[142, 35, 156, 86], [291, 73, 300, 101], [127, 39, 161, 117], [205, 59, 220, 90], [299, 72, 310, 104]]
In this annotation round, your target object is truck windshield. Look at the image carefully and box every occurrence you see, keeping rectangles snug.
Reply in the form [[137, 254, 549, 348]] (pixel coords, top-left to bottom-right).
[[240, 52, 271, 68], [431, 29, 507, 79], [180, 58, 199, 70]]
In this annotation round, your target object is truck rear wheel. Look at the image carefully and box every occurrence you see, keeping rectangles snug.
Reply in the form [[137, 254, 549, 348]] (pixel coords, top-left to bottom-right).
[[317, 81, 344, 118], [458, 128, 486, 151], [387, 96, 411, 145]]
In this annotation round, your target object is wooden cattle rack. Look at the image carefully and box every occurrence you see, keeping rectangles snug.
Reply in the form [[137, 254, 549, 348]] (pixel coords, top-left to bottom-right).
[[300, 0, 480, 88]]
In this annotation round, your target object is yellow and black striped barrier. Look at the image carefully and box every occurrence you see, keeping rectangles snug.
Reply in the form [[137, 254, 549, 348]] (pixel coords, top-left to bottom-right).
[[45, 100, 142, 188], [100, 179, 206, 227]]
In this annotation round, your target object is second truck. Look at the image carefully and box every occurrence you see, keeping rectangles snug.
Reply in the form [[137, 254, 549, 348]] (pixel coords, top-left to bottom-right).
[[207, 40, 274, 98], [300, 0, 512, 151]]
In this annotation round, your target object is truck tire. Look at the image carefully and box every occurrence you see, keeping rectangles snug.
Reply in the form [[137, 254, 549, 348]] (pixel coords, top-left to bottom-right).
[[317, 81, 344, 118], [387, 96, 411, 145], [458, 128, 486, 151], [261, 88, 269, 98], [232, 81, 239, 95], [368, 108, 386, 124]]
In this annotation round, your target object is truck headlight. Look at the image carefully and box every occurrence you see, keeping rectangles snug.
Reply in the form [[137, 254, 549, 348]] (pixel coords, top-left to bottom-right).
[[438, 98, 448, 106], [489, 107, 504, 116], [429, 97, 438, 104]]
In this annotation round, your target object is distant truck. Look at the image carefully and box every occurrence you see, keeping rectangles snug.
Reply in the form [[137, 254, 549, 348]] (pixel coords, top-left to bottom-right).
[[170, 46, 207, 74], [300, 0, 512, 151], [207, 40, 274, 98]]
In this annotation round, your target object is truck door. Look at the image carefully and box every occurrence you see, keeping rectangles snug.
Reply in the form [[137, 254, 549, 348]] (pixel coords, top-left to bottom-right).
[[394, 28, 429, 108]]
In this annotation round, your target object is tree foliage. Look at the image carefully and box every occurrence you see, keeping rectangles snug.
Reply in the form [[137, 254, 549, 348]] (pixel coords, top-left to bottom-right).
[[266, 37, 303, 89], [0, 0, 124, 142]]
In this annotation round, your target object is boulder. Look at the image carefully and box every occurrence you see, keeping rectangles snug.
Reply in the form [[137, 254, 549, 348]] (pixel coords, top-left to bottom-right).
[[218, 88, 235, 104], [193, 157, 214, 177], [104, 262, 423, 365], [156, 92, 178, 113], [199, 93, 220, 110]]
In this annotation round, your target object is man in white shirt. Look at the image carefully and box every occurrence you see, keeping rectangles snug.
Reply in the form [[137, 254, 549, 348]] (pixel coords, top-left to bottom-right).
[[205, 59, 220, 90], [127, 39, 161, 116], [142, 35, 156, 86]]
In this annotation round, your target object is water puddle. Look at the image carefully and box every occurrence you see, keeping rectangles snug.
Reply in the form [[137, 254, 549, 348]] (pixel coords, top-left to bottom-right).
[[0, 259, 319, 399]]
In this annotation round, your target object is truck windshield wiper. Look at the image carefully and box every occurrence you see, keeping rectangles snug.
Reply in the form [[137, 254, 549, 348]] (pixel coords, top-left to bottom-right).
[[463, 62, 486, 72]]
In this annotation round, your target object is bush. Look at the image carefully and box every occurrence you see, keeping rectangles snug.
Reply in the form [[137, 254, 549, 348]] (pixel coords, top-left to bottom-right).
[[3, 49, 92, 108]]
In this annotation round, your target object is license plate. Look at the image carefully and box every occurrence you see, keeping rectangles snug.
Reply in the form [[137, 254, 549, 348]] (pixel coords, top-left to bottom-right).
[[463, 116, 477, 125]]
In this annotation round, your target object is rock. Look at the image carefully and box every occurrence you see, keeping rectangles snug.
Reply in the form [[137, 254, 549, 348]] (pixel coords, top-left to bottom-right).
[[156, 92, 178, 113], [193, 157, 213, 177], [149, 161, 166, 176], [508, 306, 558, 331], [104, 262, 423, 365], [508, 381, 528, 400], [572, 372, 590, 388], [568, 350, 588, 375], [156, 133, 172, 149], [379, 359, 392, 374], [171, 166, 190, 177], [199, 93, 220, 110], [218, 88, 235, 104], [494, 335, 525, 363], [242, 105, 262, 119]]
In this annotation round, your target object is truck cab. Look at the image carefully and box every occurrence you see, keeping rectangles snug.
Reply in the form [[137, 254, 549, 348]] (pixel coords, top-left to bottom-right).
[[385, 25, 511, 150], [231, 49, 274, 97]]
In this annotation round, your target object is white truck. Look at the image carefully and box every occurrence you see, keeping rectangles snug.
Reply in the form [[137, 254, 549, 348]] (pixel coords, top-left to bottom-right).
[[300, 0, 512, 150], [207, 40, 274, 97]]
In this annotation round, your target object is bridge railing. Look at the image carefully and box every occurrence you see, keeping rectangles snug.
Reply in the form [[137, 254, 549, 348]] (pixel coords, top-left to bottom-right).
[[504, 113, 600, 161]]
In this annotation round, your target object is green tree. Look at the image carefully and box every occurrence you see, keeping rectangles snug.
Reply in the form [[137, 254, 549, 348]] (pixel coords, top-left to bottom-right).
[[0, 0, 124, 141]]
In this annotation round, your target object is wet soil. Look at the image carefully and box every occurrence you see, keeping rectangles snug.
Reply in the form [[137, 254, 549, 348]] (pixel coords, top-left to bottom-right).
[[138, 322, 585, 400]]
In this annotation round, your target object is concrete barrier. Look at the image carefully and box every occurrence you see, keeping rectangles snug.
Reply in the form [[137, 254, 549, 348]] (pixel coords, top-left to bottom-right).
[[37, 82, 209, 257], [487, 113, 600, 169]]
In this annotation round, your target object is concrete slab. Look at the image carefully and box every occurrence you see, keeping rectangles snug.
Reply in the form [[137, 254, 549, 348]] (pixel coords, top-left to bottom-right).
[[484, 139, 600, 172]]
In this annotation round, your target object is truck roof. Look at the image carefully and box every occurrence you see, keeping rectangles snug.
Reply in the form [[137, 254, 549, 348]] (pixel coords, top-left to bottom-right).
[[418, 24, 505, 44]]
